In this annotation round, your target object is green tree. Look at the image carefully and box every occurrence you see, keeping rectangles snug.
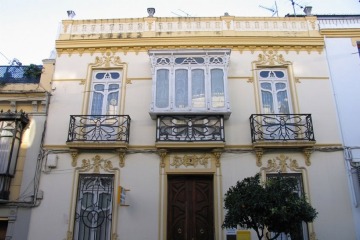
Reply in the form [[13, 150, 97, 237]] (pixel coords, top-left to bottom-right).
[[222, 173, 318, 240]]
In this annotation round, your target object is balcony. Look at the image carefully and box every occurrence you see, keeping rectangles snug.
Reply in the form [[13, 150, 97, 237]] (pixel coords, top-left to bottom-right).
[[66, 115, 131, 149], [0, 65, 42, 83], [156, 115, 225, 149], [249, 114, 316, 148]]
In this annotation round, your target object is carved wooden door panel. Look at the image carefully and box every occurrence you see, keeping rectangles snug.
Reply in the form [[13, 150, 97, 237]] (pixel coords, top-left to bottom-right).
[[167, 175, 214, 240]]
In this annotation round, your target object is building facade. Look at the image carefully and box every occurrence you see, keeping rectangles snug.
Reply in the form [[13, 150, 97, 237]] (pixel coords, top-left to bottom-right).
[[27, 10, 357, 240], [0, 61, 53, 239], [319, 14, 360, 240]]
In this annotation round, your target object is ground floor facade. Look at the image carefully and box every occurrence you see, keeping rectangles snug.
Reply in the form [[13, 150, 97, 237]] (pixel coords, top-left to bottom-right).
[[27, 148, 356, 240]]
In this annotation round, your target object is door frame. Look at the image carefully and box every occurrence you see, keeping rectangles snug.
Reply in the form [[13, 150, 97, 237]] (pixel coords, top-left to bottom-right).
[[167, 174, 215, 240], [158, 152, 223, 240]]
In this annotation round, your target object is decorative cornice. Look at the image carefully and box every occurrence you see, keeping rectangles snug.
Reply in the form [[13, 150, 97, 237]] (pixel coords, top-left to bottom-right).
[[56, 36, 324, 57], [320, 28, 360, 38]]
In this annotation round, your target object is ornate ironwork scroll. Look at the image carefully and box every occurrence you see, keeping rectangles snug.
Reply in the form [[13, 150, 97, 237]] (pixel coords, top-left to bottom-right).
[[250, 114, 315, 142], [73, 174, 114, 240], [156, 115, 225, 142], [67, 115, 131, 142]]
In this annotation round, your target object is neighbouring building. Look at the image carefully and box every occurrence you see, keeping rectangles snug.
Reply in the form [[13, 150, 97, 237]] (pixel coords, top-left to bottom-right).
[[0, 60, 53, 239], [26, 8, 357, 240], [318, 14, 360, 240]]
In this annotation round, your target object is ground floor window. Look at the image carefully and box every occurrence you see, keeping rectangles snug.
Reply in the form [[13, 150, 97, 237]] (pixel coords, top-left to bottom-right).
[[267, 173, 309, 240], [73, 174, 114, 240]]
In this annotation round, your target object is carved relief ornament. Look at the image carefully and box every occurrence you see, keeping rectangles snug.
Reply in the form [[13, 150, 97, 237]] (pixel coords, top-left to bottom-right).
[[261, 154, 303, 173], [170, 154, 211, 168], [256, 50, 291, 66], [94, 51, 123, 67], [79, 155, 115, 173]]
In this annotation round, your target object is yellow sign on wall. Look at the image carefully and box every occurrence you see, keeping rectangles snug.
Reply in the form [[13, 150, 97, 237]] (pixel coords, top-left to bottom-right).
[[237, 230, 251, 240]]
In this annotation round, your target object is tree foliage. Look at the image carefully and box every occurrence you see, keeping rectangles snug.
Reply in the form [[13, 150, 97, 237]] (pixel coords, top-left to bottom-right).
[[222, 173, 318, 240]]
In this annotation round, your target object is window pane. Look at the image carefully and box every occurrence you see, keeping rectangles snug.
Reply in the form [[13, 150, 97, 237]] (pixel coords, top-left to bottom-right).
[[261, 83, 274, 114], [0, 122, 16, 175], [9, 138, 19, 175], [106, 84, 119, 115], [276, 83, 290, 114], [156, 69, 169, 108], [211, 69, 225, 108], [91, 84, 105, 115], [191, 69, 205, 108], [175, 69, 188, 108], [0, 126, 12, 174]]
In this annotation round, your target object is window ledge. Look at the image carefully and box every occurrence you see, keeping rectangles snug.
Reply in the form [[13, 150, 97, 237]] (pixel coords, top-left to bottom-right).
[[156, 142, 225, 149], [66, 141, 129, 150], [252, 140, 316, 148], [149, 110, 231, 120]]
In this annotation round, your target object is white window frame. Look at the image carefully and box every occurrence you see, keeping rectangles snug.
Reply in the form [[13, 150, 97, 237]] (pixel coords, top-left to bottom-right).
[[149, 49, 231, 119], [258, 69, 292, 114], [88, 70, 122, 116]]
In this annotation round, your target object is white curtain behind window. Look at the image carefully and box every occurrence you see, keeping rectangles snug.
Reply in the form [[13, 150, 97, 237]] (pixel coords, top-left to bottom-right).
[[155, 69, 169, 108], [191, 69, 205, 108], [175, 69, 188, 108], [91, 84, 105, 115], [211, 69, 225, 108]]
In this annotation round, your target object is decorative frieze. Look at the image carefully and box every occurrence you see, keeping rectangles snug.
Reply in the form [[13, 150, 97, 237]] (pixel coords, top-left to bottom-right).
[[170, 154, 211, 168]]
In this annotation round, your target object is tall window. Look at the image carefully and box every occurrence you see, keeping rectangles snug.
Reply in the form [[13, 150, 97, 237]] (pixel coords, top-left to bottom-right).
[[149, 50, 231, 117], [0, 112, 28, 200], [258, 69, 292, 114], [73, 174, 114, 240], [89, 70, 122, 115], [267, 173, 309, 240]]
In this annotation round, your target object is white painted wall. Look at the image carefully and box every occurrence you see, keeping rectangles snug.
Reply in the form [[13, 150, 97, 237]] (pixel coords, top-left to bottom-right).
[[27, 41, 357, 240], [324, 36, 360, 240]]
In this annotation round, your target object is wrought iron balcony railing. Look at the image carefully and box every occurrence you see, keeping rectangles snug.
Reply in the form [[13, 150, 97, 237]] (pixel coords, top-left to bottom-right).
[[0, 65, 42, 83], [249, 114, 315, 143], [156, 115, 225, 142], [67, 115, 131, 143]]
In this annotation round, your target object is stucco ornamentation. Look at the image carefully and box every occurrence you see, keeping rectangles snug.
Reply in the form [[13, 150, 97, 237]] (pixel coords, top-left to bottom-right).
[[262, 154, 302, 173], [303, 148, 313, 166], [170, 154, 210, 168], [255, 148, 264, 167], [94, 51, 123, 67], [118, 150, 126, 168], [212, 150, 222, 168], [79, 155, 115, 173], [70, 151, 78, 167], [158, 149, 167, 168], [256, 50, 291, 66]]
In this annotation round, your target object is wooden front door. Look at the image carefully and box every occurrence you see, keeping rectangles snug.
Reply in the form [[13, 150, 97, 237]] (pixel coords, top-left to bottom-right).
[[167, 175, 214, 240]]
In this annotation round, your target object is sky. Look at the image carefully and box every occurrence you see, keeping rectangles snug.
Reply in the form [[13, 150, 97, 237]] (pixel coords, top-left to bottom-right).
[[0, 0, 359, 66]]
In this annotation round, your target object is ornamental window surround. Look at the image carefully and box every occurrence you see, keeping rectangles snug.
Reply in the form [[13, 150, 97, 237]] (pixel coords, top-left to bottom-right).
[[149, 50, 231, 119]]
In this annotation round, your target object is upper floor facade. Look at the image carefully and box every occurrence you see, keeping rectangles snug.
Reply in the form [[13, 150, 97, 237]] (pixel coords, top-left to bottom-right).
[[44, 12, 342, 156]]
